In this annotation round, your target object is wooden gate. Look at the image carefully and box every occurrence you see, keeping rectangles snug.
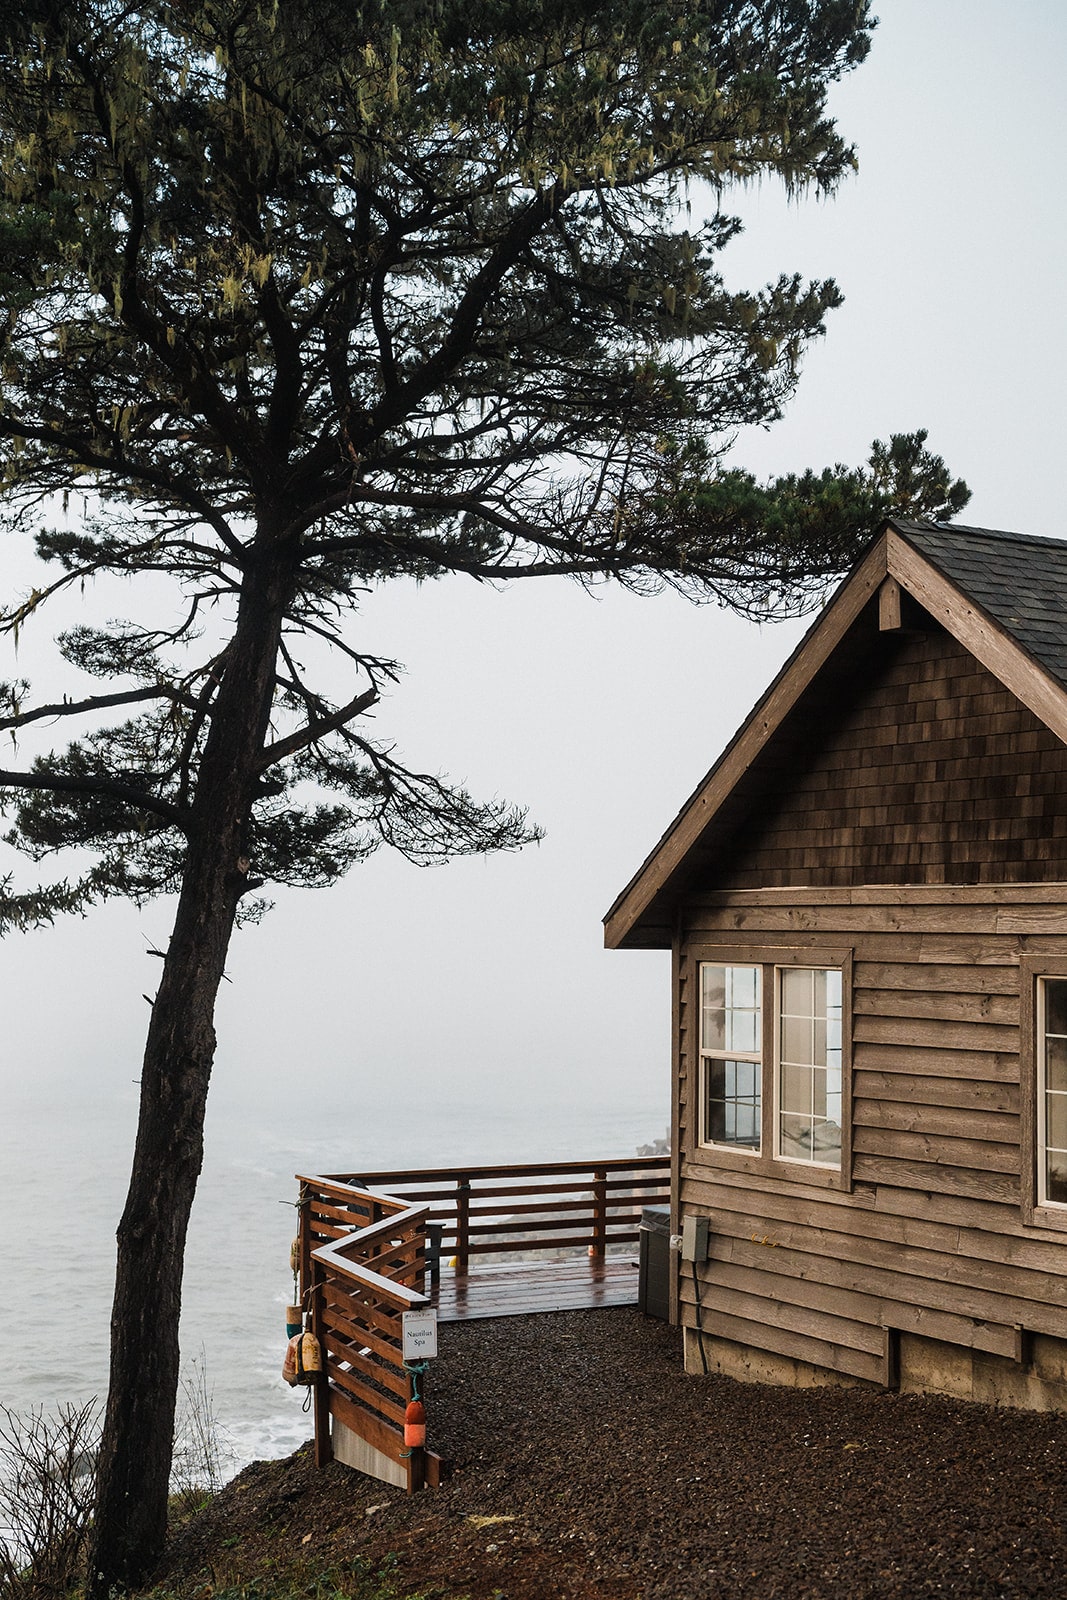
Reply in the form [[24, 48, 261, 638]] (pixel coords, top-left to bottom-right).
[[297, 1174, 445, 1491]]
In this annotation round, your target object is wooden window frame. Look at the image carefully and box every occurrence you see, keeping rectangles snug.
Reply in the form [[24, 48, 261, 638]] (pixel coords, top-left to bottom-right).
[[1021, 956, 1067, 1232], [688, 943, 854, 1193]]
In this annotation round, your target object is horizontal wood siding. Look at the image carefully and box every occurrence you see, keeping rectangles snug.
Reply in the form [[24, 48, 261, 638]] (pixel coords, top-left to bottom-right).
[[715, 627, 1067, 888], [678, 888, 1067, 1382]]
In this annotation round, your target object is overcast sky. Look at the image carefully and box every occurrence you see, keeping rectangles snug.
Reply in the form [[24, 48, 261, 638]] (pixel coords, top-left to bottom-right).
[[4, 1, 1067, 1173]]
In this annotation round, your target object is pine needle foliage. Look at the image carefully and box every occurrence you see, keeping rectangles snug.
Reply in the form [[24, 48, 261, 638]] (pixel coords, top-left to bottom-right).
[[0, 0, 959, 928]]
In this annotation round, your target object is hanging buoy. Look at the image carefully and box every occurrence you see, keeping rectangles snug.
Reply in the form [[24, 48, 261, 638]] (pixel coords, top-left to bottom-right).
[[290, 1237, 300, 1275], [282, 1329, 323, 1387], [282, 1335, 299, 1385], [404, 1398, 426, 1449], [285, 1303, 303, 1338]]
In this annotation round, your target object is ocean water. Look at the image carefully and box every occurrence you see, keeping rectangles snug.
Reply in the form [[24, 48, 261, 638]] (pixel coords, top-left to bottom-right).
[[3, 1078, 666, 1478]]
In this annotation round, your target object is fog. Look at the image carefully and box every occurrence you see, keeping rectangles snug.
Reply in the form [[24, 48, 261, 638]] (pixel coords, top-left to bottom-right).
[[4, 0, 1066, 1169]]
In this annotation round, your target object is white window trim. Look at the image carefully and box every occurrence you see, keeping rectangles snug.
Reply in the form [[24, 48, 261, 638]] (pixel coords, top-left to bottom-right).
[[772, 965, 844, 1173], [692, 949, 852, 1188], [1036, 976, 1067, 1211], [698, 963, 763, 1153]]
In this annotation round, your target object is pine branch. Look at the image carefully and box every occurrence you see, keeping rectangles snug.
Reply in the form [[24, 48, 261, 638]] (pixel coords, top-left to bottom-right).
[[0, 768, 186, 828]]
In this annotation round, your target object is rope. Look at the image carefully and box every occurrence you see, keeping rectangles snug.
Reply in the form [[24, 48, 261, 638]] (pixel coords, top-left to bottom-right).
[[404, 1359, 429, 1402]]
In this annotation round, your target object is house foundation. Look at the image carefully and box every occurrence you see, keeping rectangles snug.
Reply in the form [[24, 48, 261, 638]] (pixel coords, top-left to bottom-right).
[[684, 1327, 1067, 1413]]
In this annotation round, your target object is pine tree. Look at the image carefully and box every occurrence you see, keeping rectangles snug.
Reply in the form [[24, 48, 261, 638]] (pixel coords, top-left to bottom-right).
[[0, 3, 966, 1588]]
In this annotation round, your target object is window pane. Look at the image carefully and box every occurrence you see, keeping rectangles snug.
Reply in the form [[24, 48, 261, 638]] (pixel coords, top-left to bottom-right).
[[705, 1057, 760, 1150], [1047, 1090, 1067, 1157], [781, 1014, 813, 1066], [825, 969, 843, 1021], [726, 1006, 760, 1054], [734, 1059, 759, 1098], [811, 1066, 828, 1118], [702, 964, 760, 1055], [780, 966, 812, 1016], [701, 966, 727, 1050], [780, 1062, 811, 1115], [1048, 1037, 1067, 1093], [728, 966, 759, 1011], [812, 1119, 842, 1164], [812, 971, 828, 1021], [729, 1101, 760, 1145], [1047, 978, 1067, 1039], [779, 1113, 810, 1157], [776, 967, 842, 1169]]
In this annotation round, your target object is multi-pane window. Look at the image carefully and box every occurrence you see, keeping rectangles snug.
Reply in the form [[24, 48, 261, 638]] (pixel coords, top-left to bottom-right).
[[697, 960, 843, 1170], [1038, 978, 1067, 1207], [700, 965, 762, 1149], [776, 967, 843, 1168]]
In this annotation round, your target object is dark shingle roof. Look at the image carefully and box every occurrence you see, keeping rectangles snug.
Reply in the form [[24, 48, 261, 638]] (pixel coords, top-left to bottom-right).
[[893, 519, 1067, 689]]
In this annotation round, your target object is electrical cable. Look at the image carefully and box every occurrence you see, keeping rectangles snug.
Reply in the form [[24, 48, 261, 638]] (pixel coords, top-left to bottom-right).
[[691, 1250, 708, 1375]]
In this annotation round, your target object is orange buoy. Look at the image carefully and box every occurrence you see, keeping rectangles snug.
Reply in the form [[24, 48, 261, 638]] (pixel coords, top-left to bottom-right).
[[404, 1398, 426, 1449]]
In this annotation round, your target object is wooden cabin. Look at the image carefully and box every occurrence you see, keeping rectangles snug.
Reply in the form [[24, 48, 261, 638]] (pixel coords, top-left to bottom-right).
[[605, 519, 1067, 1410]]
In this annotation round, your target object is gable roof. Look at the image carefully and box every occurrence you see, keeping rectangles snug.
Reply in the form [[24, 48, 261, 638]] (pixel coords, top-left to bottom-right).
[[900, 521, 1067, 689], [604, 519, 1067, 950]]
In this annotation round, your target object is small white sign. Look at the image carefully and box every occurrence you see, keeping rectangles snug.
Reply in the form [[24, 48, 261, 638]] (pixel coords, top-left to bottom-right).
[[402, 1308, 439, 1361]]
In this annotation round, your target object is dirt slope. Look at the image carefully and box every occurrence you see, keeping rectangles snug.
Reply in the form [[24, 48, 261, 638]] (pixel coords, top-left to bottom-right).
[[159, 1308, 1067, 1599]]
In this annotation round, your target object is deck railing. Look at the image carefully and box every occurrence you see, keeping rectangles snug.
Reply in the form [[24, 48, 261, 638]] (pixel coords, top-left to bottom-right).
[[310, 1157, 671, 1277], [297, 1157, 671, 1490], [296, 1174, 443, 1490]]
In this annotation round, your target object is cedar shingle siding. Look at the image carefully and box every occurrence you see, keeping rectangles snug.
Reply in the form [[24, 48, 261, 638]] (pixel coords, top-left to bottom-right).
[[719, 626, 1067, 888]]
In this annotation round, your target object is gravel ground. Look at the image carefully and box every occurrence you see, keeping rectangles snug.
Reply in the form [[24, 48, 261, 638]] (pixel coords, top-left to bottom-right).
[[163, 1306, 1067, 1599]]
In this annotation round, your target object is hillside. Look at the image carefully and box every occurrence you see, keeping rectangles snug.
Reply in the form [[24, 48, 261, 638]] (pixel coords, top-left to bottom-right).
[[155, 1308, 1067, 1600]]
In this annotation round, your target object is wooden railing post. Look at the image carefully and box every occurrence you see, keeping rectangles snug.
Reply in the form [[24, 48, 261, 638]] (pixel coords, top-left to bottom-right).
[[592, 1167, 607, 1261], [455, 1175, 471, 1278], [310, 1261, 332, 1468], [298, 1181, 312, 1305]]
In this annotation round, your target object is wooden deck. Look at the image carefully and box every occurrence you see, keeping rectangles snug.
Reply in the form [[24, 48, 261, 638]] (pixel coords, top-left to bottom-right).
[[428, 1254, 641, 1321], [298, 1160, 669, 1487]]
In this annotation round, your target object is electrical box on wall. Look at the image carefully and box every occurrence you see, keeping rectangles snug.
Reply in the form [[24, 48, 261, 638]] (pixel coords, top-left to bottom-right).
[[681, 1213, 709, 1262]]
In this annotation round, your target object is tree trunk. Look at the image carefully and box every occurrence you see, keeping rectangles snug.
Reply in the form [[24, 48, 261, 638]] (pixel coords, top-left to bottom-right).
[[87, 867, 236, 1590], [87, 551, 292, 1596]]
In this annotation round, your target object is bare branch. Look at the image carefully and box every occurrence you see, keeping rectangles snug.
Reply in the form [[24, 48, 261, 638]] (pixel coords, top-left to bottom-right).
[[257, 686, 378, 771], [0, 683, 198, 734]]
